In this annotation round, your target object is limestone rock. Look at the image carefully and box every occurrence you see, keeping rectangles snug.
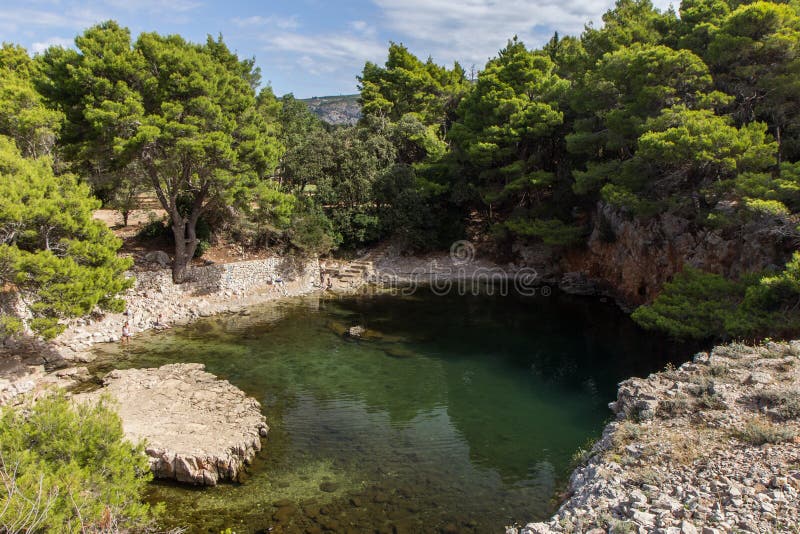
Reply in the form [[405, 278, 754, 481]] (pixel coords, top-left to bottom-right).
[[144, 250, 171, 268], [348, 325, 366, 337], [744, 371, 772, 385], [76, 363, 268, 486]]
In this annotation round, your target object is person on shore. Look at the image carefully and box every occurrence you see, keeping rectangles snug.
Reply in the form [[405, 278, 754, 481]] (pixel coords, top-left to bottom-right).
[[121, 321, 131, 344], [154, 313, 170, 330], [272, 276, 287, 296], [326, 276, 333, 290]]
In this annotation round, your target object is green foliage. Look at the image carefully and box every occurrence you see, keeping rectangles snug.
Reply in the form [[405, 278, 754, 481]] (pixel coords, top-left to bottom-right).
[[632, 267, 746, 339], [706, 1, 800, 159], [289, 207, 340, 256], [0, 44, 64, 159], [449, 38, 574, 244], [634, 252, 800, 340], [603, 106, 777, 216], [568, 43, 725, 196], [41, 23, 284, 281], [359, 42, 469, 129], [0, 392, 157, 532], [136, 219, 168, 240], [504, 217, 585, 246], [581, 0, 676, 61], [0, 136, 132, 339]]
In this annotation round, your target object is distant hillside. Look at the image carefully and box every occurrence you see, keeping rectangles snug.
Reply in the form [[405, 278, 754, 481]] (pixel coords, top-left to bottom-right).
[[301, 94, 361, 126]]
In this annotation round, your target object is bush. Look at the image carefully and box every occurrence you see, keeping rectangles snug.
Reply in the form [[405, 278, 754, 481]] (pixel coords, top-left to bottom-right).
[[136, 219, 168, 240], [735, 417, 798, 445], [633, 253, 800, 341], [0, 393, 158, 532], [752, 390, 800, 421], [290, 209, 340, 256]]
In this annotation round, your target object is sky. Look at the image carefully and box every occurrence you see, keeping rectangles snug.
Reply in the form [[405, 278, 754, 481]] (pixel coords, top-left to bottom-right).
[[0, 0, 675, 99]]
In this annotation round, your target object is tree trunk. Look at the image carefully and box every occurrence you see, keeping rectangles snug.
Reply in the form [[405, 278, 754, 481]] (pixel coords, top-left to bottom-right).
[[170, 219, 199, 284]]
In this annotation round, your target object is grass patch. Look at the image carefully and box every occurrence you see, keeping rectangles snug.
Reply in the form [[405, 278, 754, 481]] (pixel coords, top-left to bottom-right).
[[570, 436, 599, 469], [735, 417, 798, 445], [709, 363, 730, 377], [697, 392, 728, 410], [609, 519, 637, 533], [657, 394, 691, 417], [752, 389, 800, 421], [687, 376, 716, 397], [633, 467, 662, 487]]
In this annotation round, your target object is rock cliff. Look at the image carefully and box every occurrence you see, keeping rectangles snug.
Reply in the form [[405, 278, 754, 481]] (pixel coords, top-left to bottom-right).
[[517, 202, 789, 310]]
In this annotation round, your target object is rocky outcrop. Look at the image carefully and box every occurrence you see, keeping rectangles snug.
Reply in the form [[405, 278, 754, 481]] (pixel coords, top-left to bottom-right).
[[77, 363, 268, 486], [0, 356, 45, 404], [561, 202, 787, 308], [513, 341, 800, 533], [302, 95, 361, 126]]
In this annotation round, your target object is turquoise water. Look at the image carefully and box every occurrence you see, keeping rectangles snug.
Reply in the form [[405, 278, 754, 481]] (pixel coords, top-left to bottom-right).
[[88, 288, 688, 533]]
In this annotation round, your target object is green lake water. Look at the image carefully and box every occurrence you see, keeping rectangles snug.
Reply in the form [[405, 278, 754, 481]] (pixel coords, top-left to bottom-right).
[[88, 287, 690, 533]]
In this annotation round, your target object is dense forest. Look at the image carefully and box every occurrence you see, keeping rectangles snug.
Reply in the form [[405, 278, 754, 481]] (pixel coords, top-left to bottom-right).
[[1, 0, 800, 342]]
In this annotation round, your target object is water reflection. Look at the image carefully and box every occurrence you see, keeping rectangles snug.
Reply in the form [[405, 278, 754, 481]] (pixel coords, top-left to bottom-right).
[[88, 288, 690, 533]]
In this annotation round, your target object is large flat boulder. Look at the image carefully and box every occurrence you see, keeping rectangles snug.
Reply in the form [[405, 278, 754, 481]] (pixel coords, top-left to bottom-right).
[[78, 363, 268, 486]]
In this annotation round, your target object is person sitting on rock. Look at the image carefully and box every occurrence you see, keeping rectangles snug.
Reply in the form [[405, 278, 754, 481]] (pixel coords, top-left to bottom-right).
[[153, 313, 170, 330]]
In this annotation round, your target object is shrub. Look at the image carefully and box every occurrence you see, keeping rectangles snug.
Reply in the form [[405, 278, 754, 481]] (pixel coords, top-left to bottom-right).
[[752, 390, 800, 421], [136, 219, 168, 240], [735, 417, 798, 445], [290, 209, 340, 256], [657, 394, 692, 417], [0, 393, 158, 532], [697, 392, 728, 410]]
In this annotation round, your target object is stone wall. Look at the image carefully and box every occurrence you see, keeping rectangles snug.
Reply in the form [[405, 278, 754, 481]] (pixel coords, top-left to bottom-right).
[[135, 255, 319, 300]]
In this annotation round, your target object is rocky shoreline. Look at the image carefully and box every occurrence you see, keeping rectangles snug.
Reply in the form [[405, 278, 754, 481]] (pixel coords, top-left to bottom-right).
[[4, 248, 800, 528], [0, 255, 322, 404], [513, 341, 800, 534]]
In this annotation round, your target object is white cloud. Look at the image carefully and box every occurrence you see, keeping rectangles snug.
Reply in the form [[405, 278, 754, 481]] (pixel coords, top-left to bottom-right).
[[103, 0, 203, 13], [0, 0, 204, 35], [261, 31, 385, 77], [232, 15, 300, 30], [349, 19, 376, 37], [31, 36, 74, 53], [372, 0, 676, 68], [0, 7, 103, 32]]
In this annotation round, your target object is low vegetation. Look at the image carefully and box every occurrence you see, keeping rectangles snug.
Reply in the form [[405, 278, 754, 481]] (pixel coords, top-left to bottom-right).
[[735, 417, 799, 445], [752, 389, 800, 421], [0, 393, 158, 532]]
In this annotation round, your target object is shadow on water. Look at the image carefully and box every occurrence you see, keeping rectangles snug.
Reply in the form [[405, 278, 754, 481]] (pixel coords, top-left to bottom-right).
[[88, 287, 695, 533]]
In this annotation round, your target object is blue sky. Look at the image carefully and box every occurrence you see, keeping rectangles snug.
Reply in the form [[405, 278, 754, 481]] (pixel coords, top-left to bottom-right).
[[0, 0, 675, 98]]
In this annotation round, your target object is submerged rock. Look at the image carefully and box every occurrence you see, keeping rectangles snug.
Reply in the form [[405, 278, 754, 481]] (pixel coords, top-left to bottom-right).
[[76, 363, 268, 486], [348, 325, 366, 337]]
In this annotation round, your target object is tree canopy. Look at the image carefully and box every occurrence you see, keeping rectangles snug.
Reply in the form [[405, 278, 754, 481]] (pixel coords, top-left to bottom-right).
[[1, 0, 798, 341], [40, 22, 284, 282], [0, 135, 131, 339]]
